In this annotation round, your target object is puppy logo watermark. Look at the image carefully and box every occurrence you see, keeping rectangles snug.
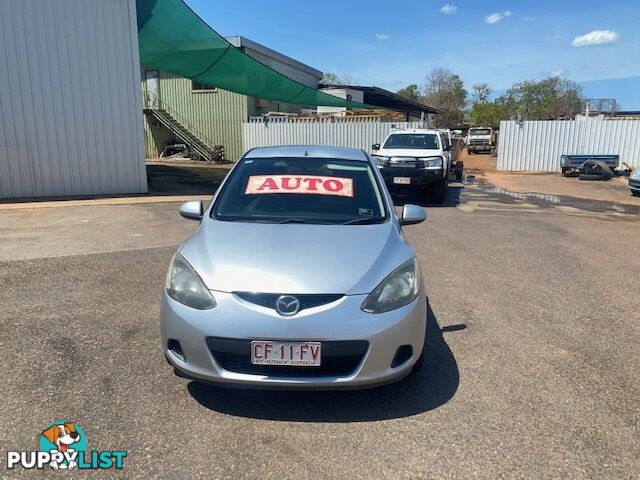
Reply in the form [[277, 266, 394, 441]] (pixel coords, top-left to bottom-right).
[[6, 421, 127, 471]]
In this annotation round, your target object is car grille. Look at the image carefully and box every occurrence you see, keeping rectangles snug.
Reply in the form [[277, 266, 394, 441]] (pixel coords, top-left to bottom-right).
[[233, 292, 343, 311], [206, 337, 369, 377], [469, 139, 490, 146], [388, 157, 419, 167]]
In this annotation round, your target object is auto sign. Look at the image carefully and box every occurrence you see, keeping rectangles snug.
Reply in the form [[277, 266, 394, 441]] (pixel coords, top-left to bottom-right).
[[245, 175, 354, 197]]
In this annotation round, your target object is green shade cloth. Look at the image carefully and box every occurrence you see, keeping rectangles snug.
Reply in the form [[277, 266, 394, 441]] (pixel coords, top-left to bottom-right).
[[137, 0, 377, 109]]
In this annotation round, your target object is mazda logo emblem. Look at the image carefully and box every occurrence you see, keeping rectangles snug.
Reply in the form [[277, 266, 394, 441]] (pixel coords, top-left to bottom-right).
[[275, 295, 301, 316]]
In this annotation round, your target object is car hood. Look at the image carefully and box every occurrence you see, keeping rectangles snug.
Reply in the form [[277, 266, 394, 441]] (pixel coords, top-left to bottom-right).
[[375, 148, 441, 158], [178, 219, 414, 295]]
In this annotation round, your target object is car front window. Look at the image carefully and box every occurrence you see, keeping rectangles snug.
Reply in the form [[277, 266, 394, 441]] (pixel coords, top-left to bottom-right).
[[383, 134, 439, 150], [212, 157, 387, 224], [470, 129, 491, 136]]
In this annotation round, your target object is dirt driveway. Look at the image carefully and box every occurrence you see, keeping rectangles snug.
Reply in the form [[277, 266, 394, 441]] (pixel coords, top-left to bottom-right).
[[461, 151, 639, 206]]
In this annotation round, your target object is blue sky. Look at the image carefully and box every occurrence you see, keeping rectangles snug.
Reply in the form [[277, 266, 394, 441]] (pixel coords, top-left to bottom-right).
[[186, 0, 640, 108]]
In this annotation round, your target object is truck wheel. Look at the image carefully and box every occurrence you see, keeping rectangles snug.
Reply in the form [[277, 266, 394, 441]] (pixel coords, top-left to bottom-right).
[[429, 178, 448, 204]]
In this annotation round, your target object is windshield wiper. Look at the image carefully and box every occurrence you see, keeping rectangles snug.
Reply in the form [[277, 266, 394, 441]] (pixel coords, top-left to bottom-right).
[[278, 218, 308, 224], [342, 216, 385, 225]]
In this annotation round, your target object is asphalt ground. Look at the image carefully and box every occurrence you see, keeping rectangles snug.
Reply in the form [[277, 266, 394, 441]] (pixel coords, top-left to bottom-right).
[[0, 179, 638, 479]]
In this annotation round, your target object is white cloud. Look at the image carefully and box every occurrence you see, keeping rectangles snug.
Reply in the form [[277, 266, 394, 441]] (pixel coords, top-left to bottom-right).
[[522, 16, 535, 22], [440, 4, 457, 14], [375, 33, 390, 40], [571, 30, 619, 47], [485, 11, 511, 24]]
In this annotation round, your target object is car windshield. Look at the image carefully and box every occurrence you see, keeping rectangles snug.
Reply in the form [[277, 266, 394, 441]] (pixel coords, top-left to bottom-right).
[[383, 133, 439, 149], [212, 157, 387, 224], [469, 128, 491, 136]]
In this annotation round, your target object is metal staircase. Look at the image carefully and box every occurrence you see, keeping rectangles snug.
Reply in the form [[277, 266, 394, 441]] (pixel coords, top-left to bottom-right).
[[143, 94, 224, 163]]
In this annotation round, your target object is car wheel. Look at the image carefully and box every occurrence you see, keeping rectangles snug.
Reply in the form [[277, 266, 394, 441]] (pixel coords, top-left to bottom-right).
[[631, 190, 640, 197], [429, 178, 448, 204]]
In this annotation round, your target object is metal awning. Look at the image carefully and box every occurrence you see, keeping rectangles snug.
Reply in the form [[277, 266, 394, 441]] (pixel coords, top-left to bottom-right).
[[320, 84, 439, 115]]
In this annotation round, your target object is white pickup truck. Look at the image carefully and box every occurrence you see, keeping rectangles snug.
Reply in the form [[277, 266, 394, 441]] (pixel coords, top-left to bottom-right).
[[371, 129, 451, 203], [466, 127, 493, 154]]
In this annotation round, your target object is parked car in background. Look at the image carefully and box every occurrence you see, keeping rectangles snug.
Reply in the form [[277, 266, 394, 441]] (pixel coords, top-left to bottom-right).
[[439, 128, 464, 182], [629, 168, 640, 196], [371, 129, 451, 203], [466, 127, 494, 154], [162, 146, 428, 390]]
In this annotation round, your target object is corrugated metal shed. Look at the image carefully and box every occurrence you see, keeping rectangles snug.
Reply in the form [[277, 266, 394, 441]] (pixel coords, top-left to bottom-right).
[[498, 119, 640, 171], [243, 120, 426, 153], [0, 0, 146, 198]]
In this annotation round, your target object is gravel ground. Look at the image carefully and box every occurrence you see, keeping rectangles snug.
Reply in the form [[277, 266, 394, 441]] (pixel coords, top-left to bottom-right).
[[0, 180, 638, 479]]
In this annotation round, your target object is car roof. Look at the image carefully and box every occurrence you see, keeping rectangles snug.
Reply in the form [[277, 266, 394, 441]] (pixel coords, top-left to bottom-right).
[[244, 145, 369, 161]]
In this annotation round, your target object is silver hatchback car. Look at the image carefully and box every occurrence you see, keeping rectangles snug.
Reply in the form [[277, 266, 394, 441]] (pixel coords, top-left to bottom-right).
[[161, 146, 427, 389]]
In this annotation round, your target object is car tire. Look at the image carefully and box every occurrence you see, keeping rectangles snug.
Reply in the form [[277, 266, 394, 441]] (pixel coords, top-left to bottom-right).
[[173, 367, 190, 379], [579, 173, 605, 181], [429, 178, 448, 204], [631, 190, 640, 197]]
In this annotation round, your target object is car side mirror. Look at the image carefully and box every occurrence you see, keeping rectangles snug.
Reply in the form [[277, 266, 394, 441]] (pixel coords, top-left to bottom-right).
[[372, 143, 380, 151], [179, 200, 203, 221], [400, 204, 426, 226]]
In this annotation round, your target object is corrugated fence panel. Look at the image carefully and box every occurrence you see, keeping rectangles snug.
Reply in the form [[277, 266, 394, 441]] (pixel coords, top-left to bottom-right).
[[498, 119, 640, 172], [243, 122, 425, 154], [0, 0, 146, 198]]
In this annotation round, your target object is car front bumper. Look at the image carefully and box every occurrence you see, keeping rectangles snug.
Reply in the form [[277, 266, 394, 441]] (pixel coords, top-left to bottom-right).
[[160, 290, 427, 389], [468, 144, 491, 151], [379, 167, 444, 189], [629, 178, 640, 194]]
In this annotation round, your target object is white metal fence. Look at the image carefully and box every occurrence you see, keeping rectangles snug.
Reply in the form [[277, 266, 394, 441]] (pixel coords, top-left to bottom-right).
[[243, 120, 426, 153], [498, 119, 640, 172]]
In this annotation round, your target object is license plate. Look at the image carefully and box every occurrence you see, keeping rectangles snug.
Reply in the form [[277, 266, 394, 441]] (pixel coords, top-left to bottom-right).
[[250, 341, 321, 366], [393, 177, 411, 185]]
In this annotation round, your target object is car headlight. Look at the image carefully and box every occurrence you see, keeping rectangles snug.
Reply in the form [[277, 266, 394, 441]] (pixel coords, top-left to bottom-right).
[[419, 156, 443, 169], [372, 155, 390, 166], [165, 253, 216, 310], [630, 170, 640, 180], [361, 258, 421, 314]]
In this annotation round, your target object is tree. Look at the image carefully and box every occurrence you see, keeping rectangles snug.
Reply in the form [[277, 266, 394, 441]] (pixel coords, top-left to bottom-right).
[[472, 83, 492, 104], [396, 84, 421, 101], [469, 100, 510, 128], [421, 68, 467, 126], [321, 72, 357, 86], [501, 76, 582, 120], [469, 83, 508, 128]]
